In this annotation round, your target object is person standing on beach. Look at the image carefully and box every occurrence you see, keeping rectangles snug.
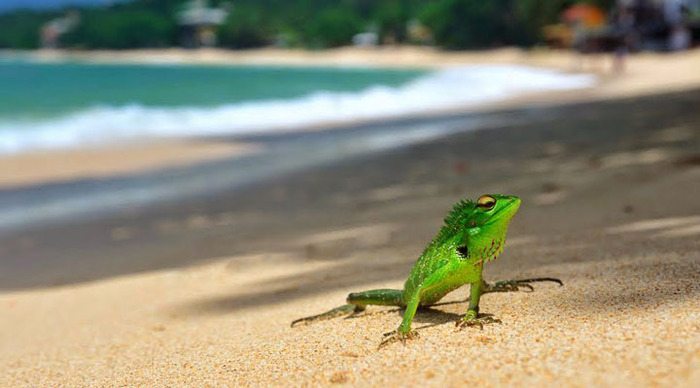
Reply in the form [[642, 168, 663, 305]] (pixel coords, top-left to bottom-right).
[[663, 0, 691, 51], [611, 0, 638, 73]]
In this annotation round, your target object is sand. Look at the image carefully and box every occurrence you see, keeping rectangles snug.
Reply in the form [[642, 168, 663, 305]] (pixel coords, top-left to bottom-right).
[[0, 140, 258, 189], [1, 86, 699, 386]]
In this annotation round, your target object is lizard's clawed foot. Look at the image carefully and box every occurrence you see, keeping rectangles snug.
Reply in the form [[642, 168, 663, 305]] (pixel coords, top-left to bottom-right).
[[486, 277, 563, 293], [456, 313, 501, 331], [378, 329, 419, 349], [291, 304, 361, 327]]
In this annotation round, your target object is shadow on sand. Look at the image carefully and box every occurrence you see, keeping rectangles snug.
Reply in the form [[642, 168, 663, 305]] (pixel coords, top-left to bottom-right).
[[169, 222, 700, 325]]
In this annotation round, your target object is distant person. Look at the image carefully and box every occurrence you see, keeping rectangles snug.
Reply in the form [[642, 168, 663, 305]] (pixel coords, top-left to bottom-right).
[[611, 0, 638, 73], [663, 0, 691, 50]]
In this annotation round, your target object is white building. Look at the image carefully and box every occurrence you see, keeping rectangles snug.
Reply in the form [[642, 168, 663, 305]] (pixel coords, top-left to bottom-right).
[[176, 0, 229, 47]]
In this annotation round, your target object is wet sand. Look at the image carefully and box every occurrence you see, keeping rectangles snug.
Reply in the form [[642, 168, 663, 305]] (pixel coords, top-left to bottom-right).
[[0, 140, 258, 189], [1, 89, 699, 386]]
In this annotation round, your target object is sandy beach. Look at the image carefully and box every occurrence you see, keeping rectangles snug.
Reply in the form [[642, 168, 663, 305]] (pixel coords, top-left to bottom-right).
[[1, 74, 699, 387], [0, 139, 258, 189]]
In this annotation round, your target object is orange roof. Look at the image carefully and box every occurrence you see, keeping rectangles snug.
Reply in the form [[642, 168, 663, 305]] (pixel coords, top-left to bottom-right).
[[562, 3, 606, 27]]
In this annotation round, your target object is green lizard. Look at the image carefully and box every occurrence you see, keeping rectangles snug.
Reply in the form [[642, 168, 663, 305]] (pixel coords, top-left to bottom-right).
[[291, 194, 562, 346]]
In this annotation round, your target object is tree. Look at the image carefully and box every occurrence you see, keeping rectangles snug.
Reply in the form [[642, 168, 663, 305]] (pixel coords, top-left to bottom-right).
[[0, 0, 614, 50], [218, 6, 270, 49], [420, 0, 535, 49], [0, 11, 53, 49], [303, 7, 364, 48], [374, 0, 410, 43], [62, 10, 176, 49]]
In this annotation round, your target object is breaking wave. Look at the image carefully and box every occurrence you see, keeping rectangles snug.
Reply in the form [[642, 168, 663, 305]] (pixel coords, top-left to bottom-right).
[[0, 65, 595, 155]]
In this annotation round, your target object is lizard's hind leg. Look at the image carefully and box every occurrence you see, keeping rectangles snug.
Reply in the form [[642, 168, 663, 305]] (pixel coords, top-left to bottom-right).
[[483, 278, 563, 293], [291, 289, 404, 327]]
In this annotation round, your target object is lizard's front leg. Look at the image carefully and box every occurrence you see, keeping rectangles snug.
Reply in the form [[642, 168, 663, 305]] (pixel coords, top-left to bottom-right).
[[378, 294, 420, 348], [456, 281, 501, 330]]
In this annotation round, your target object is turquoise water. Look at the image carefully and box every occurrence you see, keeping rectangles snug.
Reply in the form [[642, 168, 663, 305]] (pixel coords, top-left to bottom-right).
[[0, 60, 425, 119], [0, 58, 594, 155]]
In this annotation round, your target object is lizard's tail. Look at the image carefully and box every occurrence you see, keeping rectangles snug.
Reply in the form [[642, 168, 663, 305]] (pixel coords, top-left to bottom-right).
[[290, 304, 359, 327], [291, 289, 404, 327]]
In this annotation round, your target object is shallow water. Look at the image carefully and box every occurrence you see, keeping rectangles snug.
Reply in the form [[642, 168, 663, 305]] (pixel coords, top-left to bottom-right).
[[0, 59, 594, 155]]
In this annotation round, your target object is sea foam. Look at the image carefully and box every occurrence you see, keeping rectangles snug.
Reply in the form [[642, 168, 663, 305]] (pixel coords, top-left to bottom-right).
[[0, 65, 595, 155]]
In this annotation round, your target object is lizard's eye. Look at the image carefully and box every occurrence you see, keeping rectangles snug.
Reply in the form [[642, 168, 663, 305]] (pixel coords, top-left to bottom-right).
[[476, 195, 496, 210]]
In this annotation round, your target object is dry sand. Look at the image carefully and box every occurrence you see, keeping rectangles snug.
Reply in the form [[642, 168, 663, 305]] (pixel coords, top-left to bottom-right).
[[1, 88, 699, 386]]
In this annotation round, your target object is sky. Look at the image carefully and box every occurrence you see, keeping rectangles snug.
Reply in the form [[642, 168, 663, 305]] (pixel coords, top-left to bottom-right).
[[0, 0, 125, 13]]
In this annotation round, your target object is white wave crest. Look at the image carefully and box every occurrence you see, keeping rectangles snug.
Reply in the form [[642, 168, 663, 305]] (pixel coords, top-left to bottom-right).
[[0, 65, 595, 155]]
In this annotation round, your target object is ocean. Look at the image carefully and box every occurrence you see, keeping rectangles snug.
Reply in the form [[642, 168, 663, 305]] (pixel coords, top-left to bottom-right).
[[0, 59, 594, 155]]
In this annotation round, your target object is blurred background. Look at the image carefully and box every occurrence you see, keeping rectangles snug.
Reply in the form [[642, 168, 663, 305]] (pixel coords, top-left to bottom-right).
[[0, 0, 699, 286], [0, 0, 698, 231], [1, 2, 700, 384], [0, 0, 699, 293], [1, 0, 699, 50]]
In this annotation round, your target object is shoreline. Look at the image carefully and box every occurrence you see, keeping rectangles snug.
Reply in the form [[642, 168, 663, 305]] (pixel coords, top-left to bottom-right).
[[5, 46, 700, 98], [2, 46, 546, 69], [1, 47, 699, 191]]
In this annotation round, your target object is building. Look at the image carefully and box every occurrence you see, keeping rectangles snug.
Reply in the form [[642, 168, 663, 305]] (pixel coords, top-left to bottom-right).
[[177, 0, 229, 48], [40, 12, 79, 48]]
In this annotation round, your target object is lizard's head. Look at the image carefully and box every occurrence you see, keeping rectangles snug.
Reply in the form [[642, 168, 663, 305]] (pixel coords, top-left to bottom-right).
[[439, 194, 521, 262], [474, 194, 521, 228], [446, 194, 521, 234], [445, 194, 521, 262]]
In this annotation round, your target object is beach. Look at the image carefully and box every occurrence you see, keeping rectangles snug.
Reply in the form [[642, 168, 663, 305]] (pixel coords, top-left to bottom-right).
[[0, 139, 258, 189], [1, 83, 700, 385], [1, 47, 700, 386], [2, 47, 700, 190]]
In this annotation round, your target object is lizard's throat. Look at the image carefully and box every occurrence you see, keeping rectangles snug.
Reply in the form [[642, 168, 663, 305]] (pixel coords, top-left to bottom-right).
[[471, 228, 508, 263]]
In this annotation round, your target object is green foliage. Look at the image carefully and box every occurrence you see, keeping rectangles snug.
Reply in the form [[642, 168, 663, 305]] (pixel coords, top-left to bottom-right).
[[374, 0, 411, 43], [0, 11, 54, 49], [218, 6, 270, 49], [512, 0, 569, 43], [0, 0, 615, 50], [420, 0, 535, 49], [303, 8, 364, 48], [62, 10, 176, 49]]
